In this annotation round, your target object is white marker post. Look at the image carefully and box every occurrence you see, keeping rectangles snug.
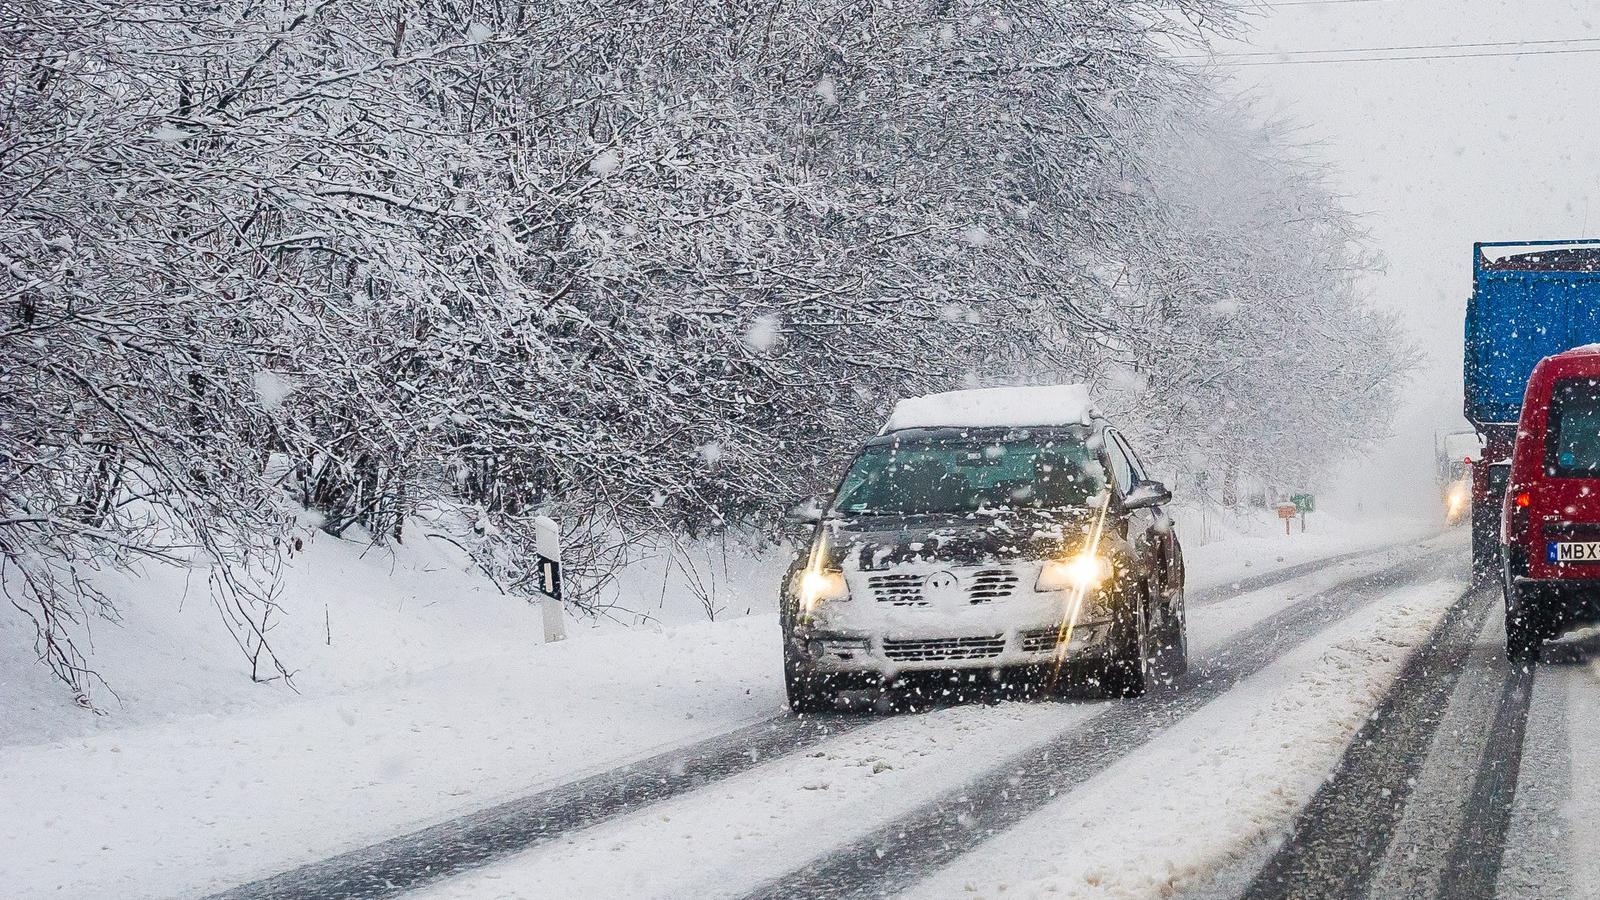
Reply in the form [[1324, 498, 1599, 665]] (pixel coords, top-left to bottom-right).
[[534, 515, 566, 642]]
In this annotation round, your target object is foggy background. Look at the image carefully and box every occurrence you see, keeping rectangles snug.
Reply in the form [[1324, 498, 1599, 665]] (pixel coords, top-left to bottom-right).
[[1212, 0, 1600, 517]]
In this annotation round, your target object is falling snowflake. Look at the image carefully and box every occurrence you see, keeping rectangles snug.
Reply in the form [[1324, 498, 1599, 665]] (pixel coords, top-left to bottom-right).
[[815, 75, 838, 106], [1105, 366, 1149, 394], [152, 124, 193, 143], [252, 371, 296, 411], [743, 313, 782, 352], [590, 148, 621, 176]]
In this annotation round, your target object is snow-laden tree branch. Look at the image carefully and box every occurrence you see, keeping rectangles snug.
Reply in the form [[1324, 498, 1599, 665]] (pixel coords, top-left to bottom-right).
[[1, 0, 1404, 703]]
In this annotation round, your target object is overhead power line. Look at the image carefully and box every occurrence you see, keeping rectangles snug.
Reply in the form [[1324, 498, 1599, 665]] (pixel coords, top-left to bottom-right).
[[1224, 44, 1600, 65], [1258, 0, 1399, 6], [1180, 35, 1600, 61]]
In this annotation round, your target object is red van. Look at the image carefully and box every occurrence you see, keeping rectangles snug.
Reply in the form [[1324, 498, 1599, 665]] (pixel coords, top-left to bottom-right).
[[1501, 345, 1600, 662]]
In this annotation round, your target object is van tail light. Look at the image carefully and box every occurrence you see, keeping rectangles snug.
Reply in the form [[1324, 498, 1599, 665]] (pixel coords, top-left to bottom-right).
[[1508, 491, 1532, 542]]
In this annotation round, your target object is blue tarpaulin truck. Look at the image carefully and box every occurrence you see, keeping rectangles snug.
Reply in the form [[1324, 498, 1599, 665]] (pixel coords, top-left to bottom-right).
[[1464, 239, 1600, 576]]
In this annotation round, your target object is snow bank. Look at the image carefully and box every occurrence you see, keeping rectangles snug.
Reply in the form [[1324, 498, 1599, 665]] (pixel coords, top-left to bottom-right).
[[883, 384, 1096, 432], [0, 527, 789, 748]]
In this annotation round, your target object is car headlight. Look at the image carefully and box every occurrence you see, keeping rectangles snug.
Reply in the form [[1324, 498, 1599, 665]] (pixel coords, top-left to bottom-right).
[[799, 569, 850, 609], [1036, 554, 1113, 593]]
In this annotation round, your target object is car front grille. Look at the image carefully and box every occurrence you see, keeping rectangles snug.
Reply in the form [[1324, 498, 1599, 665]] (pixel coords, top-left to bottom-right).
[[1019, 627, 1065, 653], [968, 569, 1020, 603], [882, 635, 1006, 662], [867, 573, 929, 607], [866, 568, 1023, 606]]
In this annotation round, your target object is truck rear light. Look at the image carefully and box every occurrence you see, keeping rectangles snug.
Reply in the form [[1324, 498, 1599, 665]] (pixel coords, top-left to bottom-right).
[[1515, 492, 1531, 507]]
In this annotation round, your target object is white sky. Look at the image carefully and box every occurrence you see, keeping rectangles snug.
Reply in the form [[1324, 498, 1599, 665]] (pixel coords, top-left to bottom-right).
[[1208, 0, 1600, 515]]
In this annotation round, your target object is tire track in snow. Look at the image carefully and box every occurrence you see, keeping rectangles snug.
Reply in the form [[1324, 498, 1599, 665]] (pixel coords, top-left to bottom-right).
[[1497, 641, 1583, 900], [203, 714, 871, 900], [1186, 542, 1413, 608], [739, 547, 1462, 900], [1436, 645, 1533, 899], [1237, 582, 1498, 900], [205, 539, 1437, 900]]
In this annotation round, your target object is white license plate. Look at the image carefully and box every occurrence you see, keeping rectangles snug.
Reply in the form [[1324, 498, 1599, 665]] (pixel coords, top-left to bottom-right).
[[1549, 541, 1600, 563]]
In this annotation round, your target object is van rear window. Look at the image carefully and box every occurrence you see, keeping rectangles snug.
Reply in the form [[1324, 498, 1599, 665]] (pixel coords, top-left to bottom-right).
[[1545, 378, 1600, 477]]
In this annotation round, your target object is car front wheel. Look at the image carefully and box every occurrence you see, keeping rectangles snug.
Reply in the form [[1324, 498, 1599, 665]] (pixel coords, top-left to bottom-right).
[[1101, 590, 1152, 698], [1153, 586, 1188, 684], [783, 640, 835, 713]]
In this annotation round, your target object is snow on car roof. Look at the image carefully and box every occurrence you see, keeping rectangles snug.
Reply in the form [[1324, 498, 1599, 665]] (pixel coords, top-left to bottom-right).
[[883, 384, 1097, 432]]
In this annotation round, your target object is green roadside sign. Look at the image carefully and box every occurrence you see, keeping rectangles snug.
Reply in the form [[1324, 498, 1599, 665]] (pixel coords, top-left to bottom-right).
[[1290, 493, 1316, 514]]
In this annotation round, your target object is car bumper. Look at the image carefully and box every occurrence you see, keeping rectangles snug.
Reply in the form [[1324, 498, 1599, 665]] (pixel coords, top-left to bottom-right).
[[1510, 576, 1600, 624], [789, 615, 1116, 677]]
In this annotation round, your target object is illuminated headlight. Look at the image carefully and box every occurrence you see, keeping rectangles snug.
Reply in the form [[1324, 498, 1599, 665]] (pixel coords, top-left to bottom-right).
[[799, 569, 850, 609], [1036, 554, 1114, 593]]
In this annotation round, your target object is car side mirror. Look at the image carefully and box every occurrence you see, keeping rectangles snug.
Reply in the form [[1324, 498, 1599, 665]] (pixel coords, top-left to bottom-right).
[[1123, 479, 1171, 511], [786, 496, 826, 524]]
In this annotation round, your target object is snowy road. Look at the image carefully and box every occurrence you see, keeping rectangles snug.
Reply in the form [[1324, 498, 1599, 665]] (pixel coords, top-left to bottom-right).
[[184, 530, 1600, 900], [201, 541, 1423, 900], [1216, 583, 1596, 900]]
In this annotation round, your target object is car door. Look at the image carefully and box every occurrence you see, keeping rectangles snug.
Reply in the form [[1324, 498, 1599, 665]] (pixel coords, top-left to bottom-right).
[[1108, 431, 1163, 588], [1118, 434, 1182, 599]]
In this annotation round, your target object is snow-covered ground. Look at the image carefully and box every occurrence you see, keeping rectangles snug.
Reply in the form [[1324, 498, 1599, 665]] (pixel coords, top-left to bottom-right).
[[0, 527, 791, 747], [1174, 504, 1426, 587], [405, 544, 1463, 900], [902, 578, 1466, 900], [0, 508, 1437, 900], [1499, 631, 1600, 899]]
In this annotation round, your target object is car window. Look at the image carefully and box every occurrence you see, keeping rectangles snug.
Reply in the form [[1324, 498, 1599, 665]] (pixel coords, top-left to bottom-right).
[[830, 434, 1108, 516], [1113, 433, 1147, 483], [1105, 431, 1135, 494], [1545, 377, 1600, 477]]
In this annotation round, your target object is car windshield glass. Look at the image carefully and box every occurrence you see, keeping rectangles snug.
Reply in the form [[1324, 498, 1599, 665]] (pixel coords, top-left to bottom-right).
[[1546, 377, 1600, 477], [830, 432, 1106, 516]]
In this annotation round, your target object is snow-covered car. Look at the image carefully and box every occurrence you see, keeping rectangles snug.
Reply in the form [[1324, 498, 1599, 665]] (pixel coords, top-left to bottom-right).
[[780, 385, 1186, 711]]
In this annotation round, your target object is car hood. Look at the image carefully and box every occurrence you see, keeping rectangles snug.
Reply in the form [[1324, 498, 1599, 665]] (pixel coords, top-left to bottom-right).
[[819, 509, 1102, 571]]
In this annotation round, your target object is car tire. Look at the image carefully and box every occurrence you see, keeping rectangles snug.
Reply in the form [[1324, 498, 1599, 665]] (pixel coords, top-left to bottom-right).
[[783, 642, 834, 713], [1153, 586, 1188, 684], [1503, 548, 1545, 666], [1101, 590, 1151, 698], [1504, 585, 1543, 666], [1471, 501, 1501, 584]]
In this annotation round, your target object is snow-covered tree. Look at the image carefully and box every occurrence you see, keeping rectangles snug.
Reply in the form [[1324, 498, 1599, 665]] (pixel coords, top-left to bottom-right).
[[1, 0, 1406, 702]]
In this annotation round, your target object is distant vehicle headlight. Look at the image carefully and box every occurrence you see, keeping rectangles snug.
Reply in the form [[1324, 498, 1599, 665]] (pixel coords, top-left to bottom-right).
[[1036, 554, 1114, 593], [799, 569, 850, 609]]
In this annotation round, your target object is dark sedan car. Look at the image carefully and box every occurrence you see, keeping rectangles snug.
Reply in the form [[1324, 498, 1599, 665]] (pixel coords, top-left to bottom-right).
[[781, 386, 1186, 711]]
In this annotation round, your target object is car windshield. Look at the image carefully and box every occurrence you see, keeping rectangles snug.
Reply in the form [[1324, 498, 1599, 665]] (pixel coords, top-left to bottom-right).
[[830, 433, 1107, 516], [1546, 377, 1600, 477]]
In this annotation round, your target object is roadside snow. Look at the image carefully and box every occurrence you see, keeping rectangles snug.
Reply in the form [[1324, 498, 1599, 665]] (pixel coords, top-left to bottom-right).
[[0, 613, 787, 900], [0, 529, 789, 747]]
